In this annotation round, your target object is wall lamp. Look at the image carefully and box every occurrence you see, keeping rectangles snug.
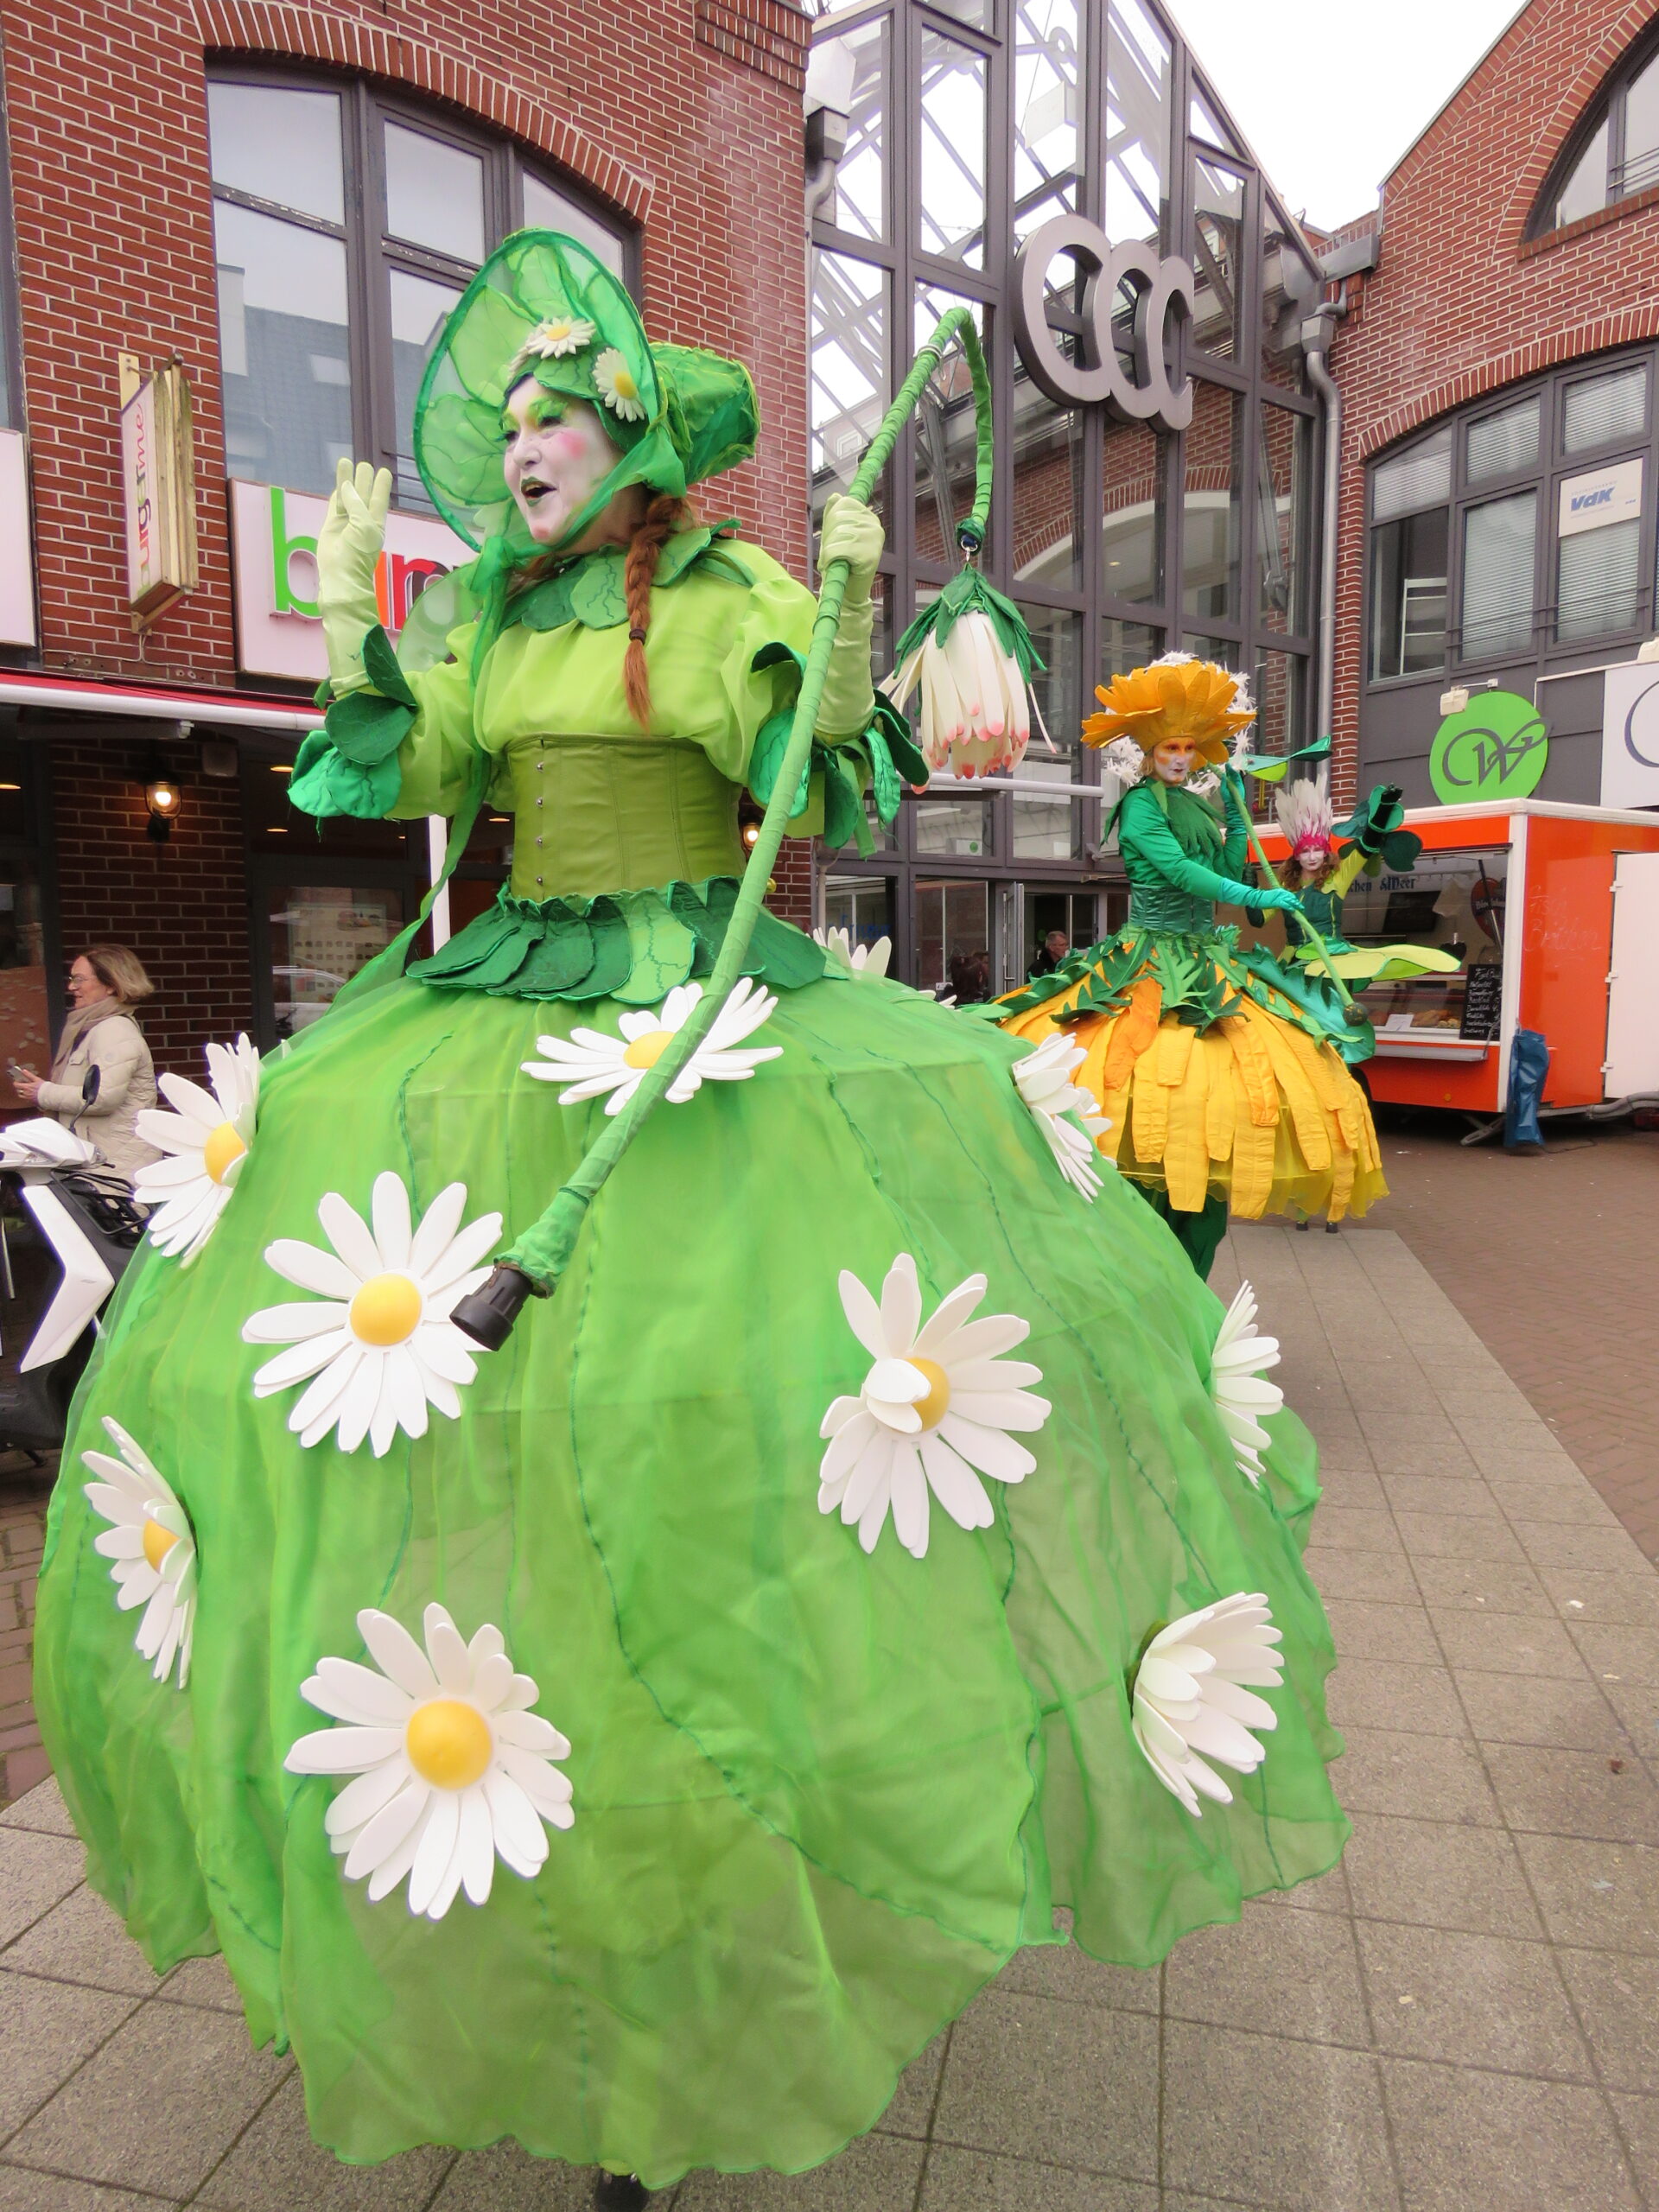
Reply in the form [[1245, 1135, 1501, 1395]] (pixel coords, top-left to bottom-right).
[[143, 766, 182, 842]]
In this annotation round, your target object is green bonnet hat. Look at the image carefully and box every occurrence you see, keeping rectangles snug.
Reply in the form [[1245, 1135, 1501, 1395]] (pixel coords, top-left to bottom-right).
[[414, 228, 760, 562]]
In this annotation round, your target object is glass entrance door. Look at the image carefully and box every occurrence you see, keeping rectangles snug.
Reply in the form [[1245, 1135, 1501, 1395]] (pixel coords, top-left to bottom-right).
[[914, 877, 994, 1001]]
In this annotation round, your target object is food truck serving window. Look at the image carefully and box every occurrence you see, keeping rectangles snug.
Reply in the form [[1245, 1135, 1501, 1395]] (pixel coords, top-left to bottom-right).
[[1344, 847, 1506, 1039]]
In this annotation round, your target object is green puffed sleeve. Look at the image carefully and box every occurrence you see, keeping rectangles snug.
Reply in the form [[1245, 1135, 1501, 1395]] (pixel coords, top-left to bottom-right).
[[289, 623, 505, 822]]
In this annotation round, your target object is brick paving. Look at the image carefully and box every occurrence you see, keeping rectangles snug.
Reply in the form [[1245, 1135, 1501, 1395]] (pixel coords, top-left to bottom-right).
[[1364, 1118, 1659, 1565], [2, 1224, 1658, 2207]]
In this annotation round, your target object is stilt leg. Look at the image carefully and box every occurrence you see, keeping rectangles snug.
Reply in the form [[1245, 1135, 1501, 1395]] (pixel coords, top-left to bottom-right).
[[594, 2176, 651, 2209]]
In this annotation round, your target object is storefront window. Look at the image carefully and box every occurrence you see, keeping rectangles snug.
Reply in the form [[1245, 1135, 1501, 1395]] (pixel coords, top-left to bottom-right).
[[811, 251, 888, 531], [1191, 153, 1245, 361], [1257, 403, 1307, 633], [209, 73, 632, 504], [914, 797, 989, 857], [1537, 36, 1659, 231], [1344, 849, 1507, 1040], [1183, 383, 1242, 623], [1103, 0, 1170, 246], [913, 293, 986, 563], [1466, 397, 1540, 483], [823, 873, 895, 950], [1102, 418, 1163, 603], [1011, 382, 1084, 588], [814, 14, 887, 244], [1013, 0, 1082, 238], [0, 743, 49, 1090], [1562, 361, 1648, 452], [915, 879, 992, 998], [918, 27, 987, 269], [1371, 507, 1448, 678], [267, 886, 403, 1038]]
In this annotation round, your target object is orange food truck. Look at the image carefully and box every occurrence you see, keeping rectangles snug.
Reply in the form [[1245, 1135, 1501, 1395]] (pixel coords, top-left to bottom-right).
[[1249, 799, 1659, 1122]]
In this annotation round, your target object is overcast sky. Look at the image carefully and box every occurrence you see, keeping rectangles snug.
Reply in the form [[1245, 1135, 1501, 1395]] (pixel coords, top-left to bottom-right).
[[1167, 0, 1527, 232]]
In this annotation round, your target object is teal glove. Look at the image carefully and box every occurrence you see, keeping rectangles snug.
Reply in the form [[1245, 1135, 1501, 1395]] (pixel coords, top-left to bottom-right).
[[1255, 886, 1306, 915], [815, 493, 885, 738], [317, 460, 391, 696]]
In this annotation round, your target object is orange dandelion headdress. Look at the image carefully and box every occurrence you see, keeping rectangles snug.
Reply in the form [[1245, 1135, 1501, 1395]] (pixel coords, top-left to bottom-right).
[[1080, 654, 1255, 765]]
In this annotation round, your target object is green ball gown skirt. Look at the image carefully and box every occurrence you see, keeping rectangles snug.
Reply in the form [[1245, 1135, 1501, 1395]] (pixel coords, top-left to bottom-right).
[[34, 941, 1348, 2186]]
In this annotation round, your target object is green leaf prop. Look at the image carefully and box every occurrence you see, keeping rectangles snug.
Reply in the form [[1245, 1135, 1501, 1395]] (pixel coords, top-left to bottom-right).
[[361, 625, 418, 709], [890, 565, 1045, 684], [325, 690, 416, 766], [1234, 734, 1333, 782]]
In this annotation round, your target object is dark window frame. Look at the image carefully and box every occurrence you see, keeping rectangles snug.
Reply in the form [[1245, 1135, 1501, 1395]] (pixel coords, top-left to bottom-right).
[[207, 64, 639, 501], [1529, 24, 1659, 237]]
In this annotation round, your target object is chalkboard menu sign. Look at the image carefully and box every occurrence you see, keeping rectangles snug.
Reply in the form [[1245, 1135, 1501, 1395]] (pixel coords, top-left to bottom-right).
[[1459, 963, 1502, 1040]]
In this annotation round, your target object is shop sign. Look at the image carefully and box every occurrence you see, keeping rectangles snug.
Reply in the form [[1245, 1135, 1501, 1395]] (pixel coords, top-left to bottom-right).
[[228, 480, 470, 683], [1557, 455, 1643, 538], [1011, 214, 1196, 433], [120, 359, 198, 630], [1599, 660, 1659, 808], [0, 429, 36, 648], [1429, 690, 1549, 804]]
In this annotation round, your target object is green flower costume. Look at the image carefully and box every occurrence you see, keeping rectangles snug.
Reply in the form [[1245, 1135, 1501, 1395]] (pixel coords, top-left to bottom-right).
[[35, 237, 1348, 2188]]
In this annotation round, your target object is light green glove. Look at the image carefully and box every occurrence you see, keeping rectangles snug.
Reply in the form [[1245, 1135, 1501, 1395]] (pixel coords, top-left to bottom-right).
[[816, 493, 885, 737], [317, 459, 391, 696]]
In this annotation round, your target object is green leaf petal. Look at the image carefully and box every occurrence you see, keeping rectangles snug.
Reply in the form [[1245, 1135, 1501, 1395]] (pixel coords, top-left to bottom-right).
[[324, 691, 416, 766], [361, 625, 417, 709]]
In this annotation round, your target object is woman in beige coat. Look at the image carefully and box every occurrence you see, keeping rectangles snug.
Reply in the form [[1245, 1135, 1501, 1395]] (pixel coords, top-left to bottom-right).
[[13, 944, 162, 1186]]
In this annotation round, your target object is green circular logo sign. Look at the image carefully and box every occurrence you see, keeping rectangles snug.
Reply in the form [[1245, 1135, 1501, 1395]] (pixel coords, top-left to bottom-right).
[[1429, 690, 1549, 804]]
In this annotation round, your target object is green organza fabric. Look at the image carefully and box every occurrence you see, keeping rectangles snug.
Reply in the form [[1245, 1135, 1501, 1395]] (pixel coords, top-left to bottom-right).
[[36, 961, 1347, 2186]]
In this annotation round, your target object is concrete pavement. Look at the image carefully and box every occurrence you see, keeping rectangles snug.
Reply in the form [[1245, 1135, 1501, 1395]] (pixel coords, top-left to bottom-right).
[[1, 1225, 1656, 2209]]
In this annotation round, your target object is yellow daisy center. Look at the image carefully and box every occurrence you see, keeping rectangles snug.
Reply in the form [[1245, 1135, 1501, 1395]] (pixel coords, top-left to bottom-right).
[[142, 1518, 179, 1572], [201, 1120, 247, 1185], [909, 1357, 951, 1430], [349, 1272, 423, 1347], [610, 365, 638, 401], [621, 1027, 674, 1070], [404, 1698, 493, 1789]]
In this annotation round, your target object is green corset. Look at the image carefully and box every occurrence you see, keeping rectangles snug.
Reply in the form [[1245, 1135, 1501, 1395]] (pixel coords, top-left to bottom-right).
[[1128, 882, 1212, 933], [505, 732, 746, 900]]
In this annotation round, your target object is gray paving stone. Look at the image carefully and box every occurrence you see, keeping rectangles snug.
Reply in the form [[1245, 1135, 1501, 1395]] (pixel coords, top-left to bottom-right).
[[995, 1942, 1158, 2012], [1408, 1556, 1552, 1613], [1161, 2024, 1398, 2210], [0, 1783, 76, 1840], [1164, 1901, 1368, 2045], [1611, 2091, 1659, 2204], [1490, 1478, 1619, 1526], [1344, 1813, 1544, 1938], [195, 2073, 452, 2210], [1538, 1568, 1659, 1625], [1, 1886, 162, 1999], [0, 1970, 136, 2135], [1311, 1507, 1403, 1554], [1453, 1669, 1632, 1753], [931, 1991, 1156, 2181], [1484, 1742, 1659, 1843], [1516, 1522, 1659, 1573], [1321, 1599, 1440, 1666], [0, 2174, 171, 2211], [1334, 1726, 1501, 1825], [7, 1998, 290, 2196], [918, 2148, 1157, 2210], [1515, 1836, 1659, 1955], [1557, 1949, 1659, 2098], [1315, 1467, 1388, 1511], [1325, 1660, 1468, 1738], [1392, 1511, 1523, 1563], [1304, 1547, 1421, 1605], [1381, 1475, 1497, 1516], [873, 2034, 944, 2139], [1357, 1921, 1592, 2079], [1427, 1608, 1588, 1679], [157, 1955, 240, 2014], [1251, 1859, 1351, 1914], [0, 1838, 86, 1951], [1378, 2056, 1642, 2210], [1572, 1622, 1659, 1687], [429, 2145, 620, 2210], [680, 2130, 925, 2209]]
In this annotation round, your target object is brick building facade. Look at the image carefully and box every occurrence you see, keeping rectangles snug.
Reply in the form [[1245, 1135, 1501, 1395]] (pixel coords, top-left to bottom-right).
[[0, 0, 812, 1078], [1328, 0, 1659, 810]]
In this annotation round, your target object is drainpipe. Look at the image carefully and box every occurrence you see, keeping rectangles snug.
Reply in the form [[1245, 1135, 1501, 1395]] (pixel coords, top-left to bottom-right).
[[1300, 294, 1347, 741]]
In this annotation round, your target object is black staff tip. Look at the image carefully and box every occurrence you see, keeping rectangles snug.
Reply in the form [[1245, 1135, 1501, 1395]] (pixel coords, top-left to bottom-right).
[[452, 1264, 537, 1350]]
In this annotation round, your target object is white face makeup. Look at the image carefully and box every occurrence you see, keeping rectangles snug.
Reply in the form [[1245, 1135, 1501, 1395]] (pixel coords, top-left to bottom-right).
[[501, 380, 624, 549], [1149, 738, 1199, 785]]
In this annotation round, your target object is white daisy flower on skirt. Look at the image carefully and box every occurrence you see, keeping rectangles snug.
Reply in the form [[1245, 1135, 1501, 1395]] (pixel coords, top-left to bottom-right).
[[133, 1035, 260, 1262], [818, 1251, 1049, 1559], [81, 1417, 197, 1687], [1012, 1033, 1112, 1200], [285, 1603, 574, 1920], [812, 925, 892, 980], [1211, 1281, 1284, 1485], [1130, 1592, 1283, 1817], [521, 978, 781, 1116], [242, 1173, 502, 1457]]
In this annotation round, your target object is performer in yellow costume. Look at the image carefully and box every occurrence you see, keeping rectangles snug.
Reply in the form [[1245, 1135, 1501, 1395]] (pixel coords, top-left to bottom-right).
[[999, 657, 1387, 1275]]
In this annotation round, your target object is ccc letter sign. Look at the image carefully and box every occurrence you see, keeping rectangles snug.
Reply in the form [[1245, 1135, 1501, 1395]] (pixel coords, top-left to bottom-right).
[[1012, 214, 1195, 433]]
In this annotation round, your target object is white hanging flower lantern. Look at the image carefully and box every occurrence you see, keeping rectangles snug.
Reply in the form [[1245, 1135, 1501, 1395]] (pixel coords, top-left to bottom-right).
[[1130, 1592, 1284, 1816], [1210, 1282, 1285, 1485], [881, 569, 1039, 779]]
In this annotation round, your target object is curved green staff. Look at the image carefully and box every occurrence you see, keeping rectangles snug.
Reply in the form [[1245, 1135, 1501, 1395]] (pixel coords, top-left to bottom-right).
[[1224, 747, 1360, 1020], [454, 307, 994, 1348]]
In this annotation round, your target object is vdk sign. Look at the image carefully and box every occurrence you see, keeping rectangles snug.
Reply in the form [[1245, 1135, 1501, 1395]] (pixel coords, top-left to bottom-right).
[[1011, 214, 1196, 433]]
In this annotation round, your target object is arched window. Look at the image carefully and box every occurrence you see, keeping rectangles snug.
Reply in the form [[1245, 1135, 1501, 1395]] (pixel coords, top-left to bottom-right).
[[1533, 34, 1659, 235], [207, 72, 636, 506]]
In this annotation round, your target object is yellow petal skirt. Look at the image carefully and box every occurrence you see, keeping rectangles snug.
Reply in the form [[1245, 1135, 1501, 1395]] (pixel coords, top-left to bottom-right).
[[1001, 956, 1388, 1224]]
